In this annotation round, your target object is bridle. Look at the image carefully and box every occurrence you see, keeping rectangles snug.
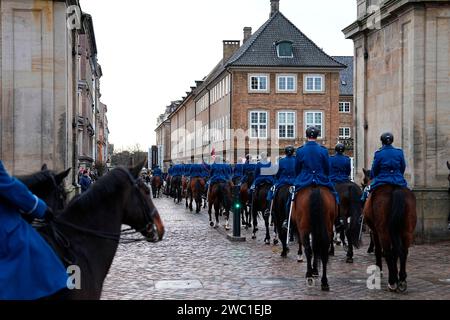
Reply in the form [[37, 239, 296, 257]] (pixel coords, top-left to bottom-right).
[[48, 167, 159, 249]]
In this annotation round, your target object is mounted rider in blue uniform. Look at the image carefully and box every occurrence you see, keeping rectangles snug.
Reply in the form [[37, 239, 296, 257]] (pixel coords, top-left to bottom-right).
[[242, 154, 256, 185], [294, 126, 339, 204], [329, 143, 351, 184], [250, 152, 276, 196], [189, 163, 209, 178], [0, 160, 68, 300], [208, 156, 232, 190], [267, 146, 296, 202], [362, 132, 408, 201], [152, 165, 162, 177]]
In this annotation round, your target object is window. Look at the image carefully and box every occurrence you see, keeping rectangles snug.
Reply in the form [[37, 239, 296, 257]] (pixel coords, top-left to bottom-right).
[[249, 111, 268, 139], [339, 127, 351, 139], [249, 74, 269, 92], [277, 75, 296, 92], [277, 41, 294, 58], [304, 74, 324, 92], [278, 111, 296, 139], [339, 102, 351, 113], [305, 111, 324, 138]]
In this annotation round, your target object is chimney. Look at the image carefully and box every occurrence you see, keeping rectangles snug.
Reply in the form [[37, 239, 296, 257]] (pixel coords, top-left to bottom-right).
[[243, 27, 252, 43], [270, 0, 280, 17], [223, 40, 240, 62]]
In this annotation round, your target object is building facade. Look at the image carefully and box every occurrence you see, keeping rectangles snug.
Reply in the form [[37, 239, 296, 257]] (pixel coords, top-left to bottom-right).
[[343, 0, 450, 241], [0, 0, 109, 195], [156, 0, 354, 171]]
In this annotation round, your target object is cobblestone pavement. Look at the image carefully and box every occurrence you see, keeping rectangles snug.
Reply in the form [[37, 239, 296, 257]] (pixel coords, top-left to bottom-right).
[[101, 196, 450, 300]]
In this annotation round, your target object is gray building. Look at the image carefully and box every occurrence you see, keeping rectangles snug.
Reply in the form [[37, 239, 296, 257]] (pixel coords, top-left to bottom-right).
[[343, 0, 450, 241]]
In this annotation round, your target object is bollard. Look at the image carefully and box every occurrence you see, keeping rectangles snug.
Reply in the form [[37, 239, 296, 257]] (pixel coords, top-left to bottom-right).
[[227, 184, 246, 242]]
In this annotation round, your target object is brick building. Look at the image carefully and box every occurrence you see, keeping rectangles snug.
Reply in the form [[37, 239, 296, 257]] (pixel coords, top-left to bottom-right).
[[156, 0, 354, 169]]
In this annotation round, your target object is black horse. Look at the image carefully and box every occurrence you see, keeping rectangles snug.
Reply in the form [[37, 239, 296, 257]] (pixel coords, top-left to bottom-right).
[[250, 182, 272, 243], [171, 175, 183, 204], [17, 165, 71, 222], [332, 182, 363, 263], [272, 185, 303, 261], [36, 161, 165, 300]]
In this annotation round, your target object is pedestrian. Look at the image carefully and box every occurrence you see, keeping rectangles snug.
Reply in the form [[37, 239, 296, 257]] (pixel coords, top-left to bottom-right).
[[79, 169, 92, 193], [0, 160, 68, 300]]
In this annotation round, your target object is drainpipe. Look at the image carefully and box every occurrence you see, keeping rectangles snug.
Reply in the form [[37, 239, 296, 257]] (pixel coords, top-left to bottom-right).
[[226, 68, 233, 163], [71, 28, 78, 187]]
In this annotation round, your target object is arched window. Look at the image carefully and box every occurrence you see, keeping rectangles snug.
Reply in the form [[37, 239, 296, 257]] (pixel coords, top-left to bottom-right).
[[276, 40, 293, 58]]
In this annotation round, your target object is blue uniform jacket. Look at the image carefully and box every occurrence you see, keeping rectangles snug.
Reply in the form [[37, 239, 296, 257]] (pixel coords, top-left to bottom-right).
[[172, 165, 182, 177], [275, 155, 297, 188], [189, 164, 209, 178], [153, 168, 162, 177], [79, 175, 91, 192], [329, 154, 351, 184], [252, 161, 275, 187], [233, 164, 245, 179], [168, 167, 174, 177], [294, 142, 339, 203], [209, 163, 232, 184], [0, 160, 68, 300], [370, 145, 407, 190]]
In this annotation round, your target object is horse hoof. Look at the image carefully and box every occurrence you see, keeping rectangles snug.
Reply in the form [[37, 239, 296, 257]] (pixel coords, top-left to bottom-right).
[[214, 225, 219, 229], [321, 284, 330, 292], [297, 255, 304, 263], [264, 239, 270, 245], [252, 235, 256, 240], [210, 222, 214, 227], [254, 228, 259, 233], [346, 257, 354, 264], [306, 278, 315, 287], [388, 283, 398, 292], [273, 239, 279, 246], [397, 281, 407, 293], [225, 226, 230, 231], [329, 251, 335, 257], [281, 252, 287, 258], [367, 247, 374, 254], [312, 271, 319, 278]]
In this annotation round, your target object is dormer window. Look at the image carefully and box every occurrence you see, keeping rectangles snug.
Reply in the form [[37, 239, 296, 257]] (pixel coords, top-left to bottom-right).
[[276, 41, 293, 58]]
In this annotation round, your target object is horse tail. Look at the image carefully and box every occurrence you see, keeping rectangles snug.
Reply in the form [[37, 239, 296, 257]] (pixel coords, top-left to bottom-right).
[[195, 178, 201, 200], [218, 182, 229, 209], [309, 187, 329, 258], [390, 187, 405, 256], [348, 184, 363, 248]]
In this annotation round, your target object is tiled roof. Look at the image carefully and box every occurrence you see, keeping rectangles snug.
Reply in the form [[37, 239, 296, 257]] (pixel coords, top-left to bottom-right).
[[226, 11, 345, 68], [332, 56, 353, 96]]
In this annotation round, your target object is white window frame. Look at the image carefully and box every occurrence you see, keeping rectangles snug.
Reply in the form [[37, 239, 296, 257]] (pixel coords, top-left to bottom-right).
[[339, 127, 351, 139], [339, 101, 351, 113], [304, 74, 325, 93], [304, 111, 324, 139], [249, 110, 269, 139], [277, 111, 296, 139], [248, 74, 269, 93], [276, 74, 297, 93]]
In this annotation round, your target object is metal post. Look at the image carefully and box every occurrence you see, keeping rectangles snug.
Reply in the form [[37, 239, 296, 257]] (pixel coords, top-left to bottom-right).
[[227, 184, 246, 242]]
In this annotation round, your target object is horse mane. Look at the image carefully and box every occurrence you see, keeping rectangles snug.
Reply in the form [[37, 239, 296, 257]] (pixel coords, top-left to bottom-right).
[[65, 167, 132, 214], [17, 170, 53, 188]]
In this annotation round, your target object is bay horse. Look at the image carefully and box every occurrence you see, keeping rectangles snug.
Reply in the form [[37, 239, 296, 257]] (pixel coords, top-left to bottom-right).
[[208, 181, 232, 230], [292, 186, 337, 291], [37, 160, 165, 299], [363, 183, 417, 292], [250, 182, 273, 243], [17, 165, 71, 222], [273, 185, 303, 262], [188, 177, 206, 213], [331, 182, 363, 263], [151, 175, 163, 199]]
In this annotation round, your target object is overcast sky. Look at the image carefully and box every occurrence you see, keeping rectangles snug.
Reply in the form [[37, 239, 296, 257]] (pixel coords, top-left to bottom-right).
[[81, 0, 356, 152]]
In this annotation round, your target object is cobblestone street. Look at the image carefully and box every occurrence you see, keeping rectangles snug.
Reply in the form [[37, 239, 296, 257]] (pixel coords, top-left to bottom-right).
[[101, 196, 450, 300]]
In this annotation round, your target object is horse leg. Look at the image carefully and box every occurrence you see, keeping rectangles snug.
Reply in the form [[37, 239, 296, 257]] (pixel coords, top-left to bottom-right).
[[297, 237, 304, 262], [224, 209, 230, 231], [321, 248, 330, 291], [398, 248, 408, 292], [373, 231, 383, 273], [304, 234, 314, 286], [312, 254, 319, 278], [263, 211, 270, 245], [367, 231, 375, 254], [329, 231, 335, 256], [345, 227, 354, 263], [214, 203, 220, 229], [208, 201, 214, 227], [280, 227, 289, 258], [385, 248, 399, 292]]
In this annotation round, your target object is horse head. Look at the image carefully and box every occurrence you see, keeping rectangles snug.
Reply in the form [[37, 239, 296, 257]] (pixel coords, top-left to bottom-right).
[[123, 160, 164, 242], [362, 168, 372, 189], [18, 166, 71, 212]]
